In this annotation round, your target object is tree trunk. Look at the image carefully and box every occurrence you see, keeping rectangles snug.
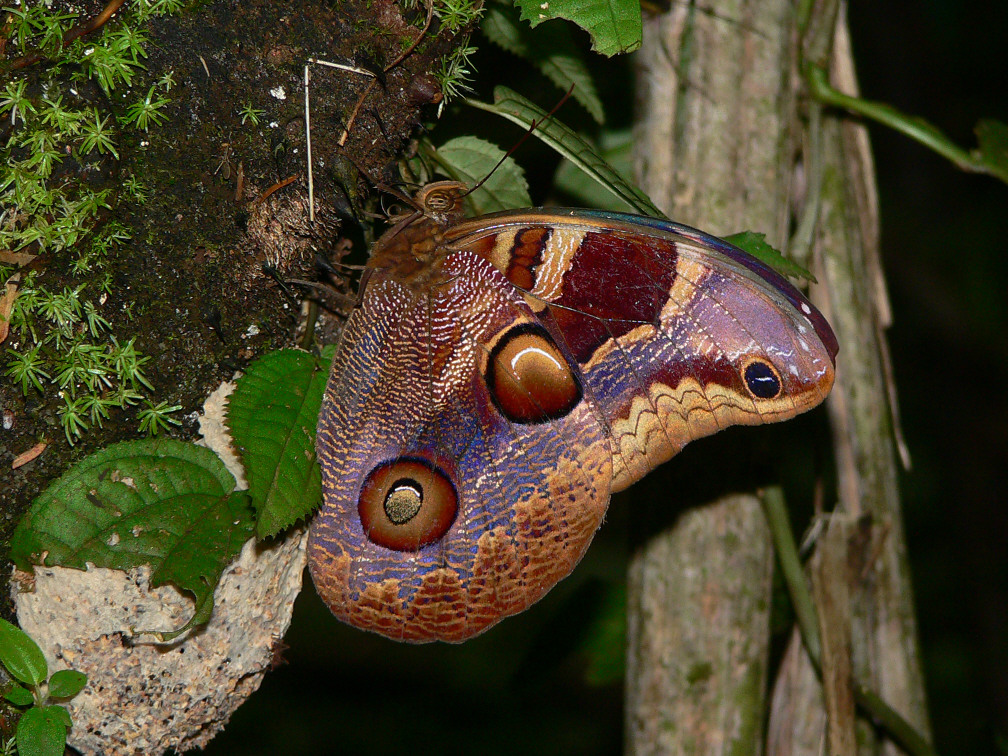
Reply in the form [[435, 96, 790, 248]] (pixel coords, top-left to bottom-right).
[[628, 1, 930, 752]]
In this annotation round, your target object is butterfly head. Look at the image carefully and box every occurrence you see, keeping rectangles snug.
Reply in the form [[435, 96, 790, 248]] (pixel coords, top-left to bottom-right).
[[415, 181, 467, 225]]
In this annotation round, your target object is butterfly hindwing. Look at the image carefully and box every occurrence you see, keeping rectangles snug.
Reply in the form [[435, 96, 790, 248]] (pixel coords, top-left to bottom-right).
[[310, 249, 611, 642]]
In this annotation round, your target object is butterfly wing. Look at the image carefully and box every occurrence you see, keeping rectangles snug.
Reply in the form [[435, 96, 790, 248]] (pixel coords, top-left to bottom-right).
[[445, 209, 837, 490], [309, 208, 836, 643], [309, 252, 612, 642]]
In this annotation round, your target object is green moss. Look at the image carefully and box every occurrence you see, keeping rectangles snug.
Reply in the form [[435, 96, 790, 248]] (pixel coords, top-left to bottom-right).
[[1, 0, 188, 445]]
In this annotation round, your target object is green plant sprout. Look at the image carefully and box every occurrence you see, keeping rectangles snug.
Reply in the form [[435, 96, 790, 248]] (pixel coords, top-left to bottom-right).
[[121, 83, 171, 131], [59, 395, 89, 444], [158, 69, 177, 91], [108, 336, 154, 391], [137, 400, 183, 436], [238, 101, 264, 125], [435, 0, 484, 32], [77, 109, 119, 159], [0, 618, 87, 756], [82, 300, 111, 337], [0, 80, 36, 125], [122, 175, 149, 203], [435, 44, 479, 105], [4, 345, 51, 396]]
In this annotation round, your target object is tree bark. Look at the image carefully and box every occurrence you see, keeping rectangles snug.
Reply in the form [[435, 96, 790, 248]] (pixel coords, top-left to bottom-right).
[[768, 7, 931, 754], [628, 1, 795, 752], [629, 1, 930, 752]]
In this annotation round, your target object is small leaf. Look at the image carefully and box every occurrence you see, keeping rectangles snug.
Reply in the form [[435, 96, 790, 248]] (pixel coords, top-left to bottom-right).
[[16, 705, 67, 756], [467, 87, 663, 217], [50, 705, 72, 729], [434, 136, 531, 214], [724, 231, 817, 283], [0, 618, 47, 687], [226, 349, 330, 538], [10, 439, 255, 635], [4, 684, 34, 706], [47, 669, 87, 699], [974, 118, 1008, 184], [515, 0, 642, 56], [482, 1, 604, 123]]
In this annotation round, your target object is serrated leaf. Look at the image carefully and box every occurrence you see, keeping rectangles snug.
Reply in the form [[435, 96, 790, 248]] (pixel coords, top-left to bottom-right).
[[16, 705, 67, 756], [10, 439, 254, 636], [226, 349, 330, 538], [4, 684, 34, 706], [975, 118, 1008, 184], [46, 669, 87, 699], [482, 1, 604, 123], [724, 231, 817, 283], [515, 0, 641, 56], [434, 136, 531, 214], [0, 618, 47, 687], [467, 86, 663, 217]]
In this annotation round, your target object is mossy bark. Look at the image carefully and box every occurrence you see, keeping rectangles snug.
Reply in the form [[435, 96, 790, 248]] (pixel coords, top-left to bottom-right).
[[1, 0, 457, 565]]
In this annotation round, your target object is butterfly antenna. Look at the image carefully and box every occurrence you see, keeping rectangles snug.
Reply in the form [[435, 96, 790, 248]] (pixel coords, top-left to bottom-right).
[[461, 84, 575, 199]]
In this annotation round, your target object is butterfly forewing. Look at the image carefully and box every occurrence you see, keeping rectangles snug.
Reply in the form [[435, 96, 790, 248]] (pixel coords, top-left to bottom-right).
[[445, 211, 836, 490]]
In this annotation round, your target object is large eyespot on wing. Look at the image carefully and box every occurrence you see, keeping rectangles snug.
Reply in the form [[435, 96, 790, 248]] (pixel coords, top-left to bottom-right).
[[484, 322, 583, 424], [308, 261, 612, 643], [740, 356, 783, 399], [358, 457, 458, 551]]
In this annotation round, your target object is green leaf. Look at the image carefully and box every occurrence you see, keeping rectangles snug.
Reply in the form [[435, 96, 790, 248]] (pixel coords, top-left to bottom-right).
[[723, 231, 817, 283], [0, 618, 47, 687], [51, 705, 72, 729], [16, 705, 67, 756], [226, 350, 330, 538], [9, 439, 255, 635], [482, 1, 604, 123], [553, 127, 636, 210], [46, 669, 87, 699], [974, 118, 1008, 184], [466, 86, 663, 217], [4, 684, 34, 706], [515, 0, 641, 56], [434, 136, 531, 214]]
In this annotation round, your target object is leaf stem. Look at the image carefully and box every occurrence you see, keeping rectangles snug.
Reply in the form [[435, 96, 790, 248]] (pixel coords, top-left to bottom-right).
[[805, 63, 1008, 183]]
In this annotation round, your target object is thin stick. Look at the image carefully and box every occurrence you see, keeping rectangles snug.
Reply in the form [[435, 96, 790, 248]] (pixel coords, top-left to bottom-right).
[[252, 174, 299, 208], [304, 65, 314, 222], [337, 79, 377, 147], [383, 0, 434, 72], [7, 0, 127, 71], [308, 58, 376, 77]]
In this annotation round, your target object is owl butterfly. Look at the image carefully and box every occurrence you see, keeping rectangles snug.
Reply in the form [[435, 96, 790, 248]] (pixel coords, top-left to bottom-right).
[[308, 182, 837, 643]]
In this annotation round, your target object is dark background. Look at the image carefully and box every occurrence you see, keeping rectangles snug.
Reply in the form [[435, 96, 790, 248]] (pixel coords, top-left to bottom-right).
[[201, 2, 1008, 754]]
